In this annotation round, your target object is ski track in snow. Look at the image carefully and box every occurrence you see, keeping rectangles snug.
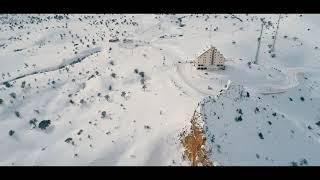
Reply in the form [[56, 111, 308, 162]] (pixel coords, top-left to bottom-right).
[[0, 47, 101, 86]]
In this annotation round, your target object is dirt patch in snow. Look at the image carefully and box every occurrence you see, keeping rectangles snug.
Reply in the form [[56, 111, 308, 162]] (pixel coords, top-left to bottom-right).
[[180, 110, 213, 166]]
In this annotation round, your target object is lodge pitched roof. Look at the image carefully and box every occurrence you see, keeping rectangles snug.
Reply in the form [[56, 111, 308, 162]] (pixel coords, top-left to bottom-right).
[[194, 45, 216, 59]]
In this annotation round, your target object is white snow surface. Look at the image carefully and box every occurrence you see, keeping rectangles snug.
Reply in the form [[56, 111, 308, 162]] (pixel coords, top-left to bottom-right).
[[0, 14, 320, 166]]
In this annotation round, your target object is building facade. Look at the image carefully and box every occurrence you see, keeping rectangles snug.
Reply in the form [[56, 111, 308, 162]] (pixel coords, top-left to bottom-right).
[[194, 46, 225, 70]]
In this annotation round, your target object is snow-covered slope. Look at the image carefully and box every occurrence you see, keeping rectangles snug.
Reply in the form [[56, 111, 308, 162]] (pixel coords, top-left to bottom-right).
[[201, 79, 320, 166], [0, 14, 320, 166]]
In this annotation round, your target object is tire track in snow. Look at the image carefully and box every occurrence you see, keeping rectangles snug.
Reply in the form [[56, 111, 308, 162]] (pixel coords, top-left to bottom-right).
[[149, 42, 217, 98], [258, 68, 305, 95], [175, 64, 214, 97]]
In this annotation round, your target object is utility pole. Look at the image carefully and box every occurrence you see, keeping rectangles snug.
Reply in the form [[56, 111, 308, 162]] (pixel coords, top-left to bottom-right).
[[209, 24, 212, 40], [254, 18, 265, 64], [271, 14, 281, 53]]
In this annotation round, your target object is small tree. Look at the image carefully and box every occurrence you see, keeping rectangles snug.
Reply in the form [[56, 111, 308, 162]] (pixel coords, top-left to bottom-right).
[[0, 98, 3, 105], [111, 73, 116, 78]]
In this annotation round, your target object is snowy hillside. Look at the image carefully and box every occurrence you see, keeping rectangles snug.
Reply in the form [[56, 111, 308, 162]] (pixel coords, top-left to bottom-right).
[[0, 14, 320, 166]]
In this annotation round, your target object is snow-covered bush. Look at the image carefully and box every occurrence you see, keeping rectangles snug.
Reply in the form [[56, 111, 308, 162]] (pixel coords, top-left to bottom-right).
[[142, 84, 147, 91], [29, 118, 37, 128], [235, 116, 242, 122], [10, 92, 16, 99], [139, 71, 144, 78], [121, 91, 126, 97], [65, 137, 73, 143], [4, 82, 12, 88], [258, 132, 264, 139], [21, 81, 26, 88], [14, 111, 20, 118], [101, 111, 107, 118], [38, 120, 51, 130], [9, 130, 15, 136]]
